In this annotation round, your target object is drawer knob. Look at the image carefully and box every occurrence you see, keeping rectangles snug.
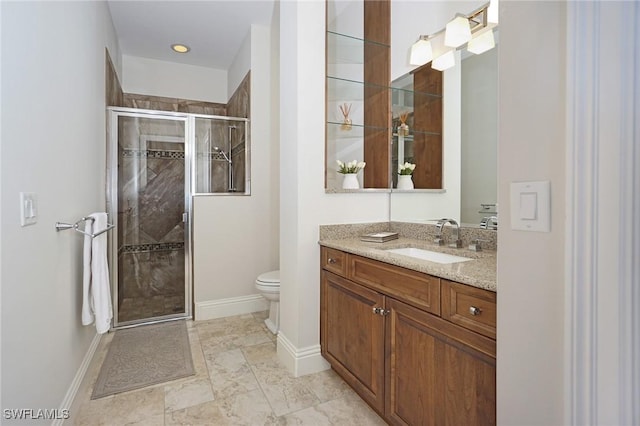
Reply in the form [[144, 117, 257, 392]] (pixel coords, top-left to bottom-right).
[[469, 306, 482, 316], [327, 258, 337, 264]]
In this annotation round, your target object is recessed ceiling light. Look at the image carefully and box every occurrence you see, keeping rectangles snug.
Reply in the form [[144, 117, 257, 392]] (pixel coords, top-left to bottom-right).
[[171, 44, 190, 53]]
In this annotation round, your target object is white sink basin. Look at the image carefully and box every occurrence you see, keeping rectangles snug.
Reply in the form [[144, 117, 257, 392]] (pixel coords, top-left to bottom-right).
[[385, 247, 473, 264]]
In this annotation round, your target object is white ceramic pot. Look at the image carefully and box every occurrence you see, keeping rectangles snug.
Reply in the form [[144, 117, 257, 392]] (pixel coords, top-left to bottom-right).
[[397, 174, 414, 190], [342, 173, 359, 189]]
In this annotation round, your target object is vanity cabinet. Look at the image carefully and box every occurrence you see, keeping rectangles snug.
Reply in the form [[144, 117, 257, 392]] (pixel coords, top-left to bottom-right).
[[321, 271, 386, 412], [320, 247, 496, 425]]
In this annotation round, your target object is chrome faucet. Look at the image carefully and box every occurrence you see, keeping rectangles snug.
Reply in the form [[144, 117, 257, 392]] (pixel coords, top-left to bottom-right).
[[434, 220, 446, 246], [480, 216, 498, 230], [435, 218, 462, 248]]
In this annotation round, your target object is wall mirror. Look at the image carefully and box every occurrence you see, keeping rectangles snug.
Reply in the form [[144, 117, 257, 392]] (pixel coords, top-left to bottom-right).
[[389, 0, 498, 227], [325, 0, 391, 191], [325, 0, 498, 229]]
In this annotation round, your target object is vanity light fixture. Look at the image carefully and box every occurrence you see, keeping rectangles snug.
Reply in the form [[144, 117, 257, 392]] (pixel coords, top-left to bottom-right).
[[432, 50, 455, 71], [444, 16, 472, 48], [467, 29, 495, 54], [171, 44, 190, 53], [409, 37, 433, 66], [408, 2, 497, 69]]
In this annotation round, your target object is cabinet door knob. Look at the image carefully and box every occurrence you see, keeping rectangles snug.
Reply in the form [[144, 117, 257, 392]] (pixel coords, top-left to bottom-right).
[[469, 306, 482, 316], [372, 307, 390, 316], [327, 258, 337, 264]]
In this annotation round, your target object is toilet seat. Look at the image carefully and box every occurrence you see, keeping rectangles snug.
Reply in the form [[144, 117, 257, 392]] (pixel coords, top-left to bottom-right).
[[256, 270, 280, 286]]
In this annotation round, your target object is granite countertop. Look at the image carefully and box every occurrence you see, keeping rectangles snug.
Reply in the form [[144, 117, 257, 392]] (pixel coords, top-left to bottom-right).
[[319, 237, 497, 292]]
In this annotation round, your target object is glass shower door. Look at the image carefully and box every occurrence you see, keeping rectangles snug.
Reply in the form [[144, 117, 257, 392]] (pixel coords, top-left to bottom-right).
[[108, 110, 191, 326]]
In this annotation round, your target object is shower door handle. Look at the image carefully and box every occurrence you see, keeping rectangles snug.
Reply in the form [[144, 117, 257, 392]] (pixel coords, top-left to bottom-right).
[[182, 213, 188, 223]]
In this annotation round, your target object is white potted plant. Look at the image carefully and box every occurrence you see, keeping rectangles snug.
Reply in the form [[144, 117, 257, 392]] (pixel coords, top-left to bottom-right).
[[337, 160, 366, 189], [397, 162, 416, 190]]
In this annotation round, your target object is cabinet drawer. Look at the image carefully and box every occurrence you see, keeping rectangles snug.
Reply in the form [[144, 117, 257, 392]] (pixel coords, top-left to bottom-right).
[[349, 254, 440, 315], [441, 280, 496, 340], [321, 247, 348, 276]]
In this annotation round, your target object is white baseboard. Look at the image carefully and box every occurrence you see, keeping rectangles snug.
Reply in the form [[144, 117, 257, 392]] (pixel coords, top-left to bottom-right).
[[56, 333, 101, 426], [195, 294, 268, 321], [277, 331, 330, 377]]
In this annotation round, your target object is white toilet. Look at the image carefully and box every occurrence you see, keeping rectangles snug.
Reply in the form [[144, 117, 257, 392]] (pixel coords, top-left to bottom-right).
[[255, 270, 280, 334]]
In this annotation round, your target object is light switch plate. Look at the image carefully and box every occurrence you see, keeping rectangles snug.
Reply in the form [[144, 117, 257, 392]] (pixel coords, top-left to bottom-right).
[[510, 181, 550, 232], [20, 192, 38, 227]]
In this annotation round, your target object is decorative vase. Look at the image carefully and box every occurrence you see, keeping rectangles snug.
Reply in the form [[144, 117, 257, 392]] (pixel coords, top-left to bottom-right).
[[397, 174, 414, 190], [342, 173, 359, 189]]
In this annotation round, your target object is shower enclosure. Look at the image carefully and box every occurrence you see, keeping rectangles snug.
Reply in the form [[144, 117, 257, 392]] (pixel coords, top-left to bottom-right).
[[107, 108, 249, 327]]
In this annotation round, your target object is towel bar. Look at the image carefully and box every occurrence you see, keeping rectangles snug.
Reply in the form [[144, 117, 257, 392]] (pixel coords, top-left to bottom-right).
[[55, 216, 115, 239]]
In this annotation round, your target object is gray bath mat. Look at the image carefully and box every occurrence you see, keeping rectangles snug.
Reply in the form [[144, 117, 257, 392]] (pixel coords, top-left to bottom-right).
[[92, 320, 194, 399]]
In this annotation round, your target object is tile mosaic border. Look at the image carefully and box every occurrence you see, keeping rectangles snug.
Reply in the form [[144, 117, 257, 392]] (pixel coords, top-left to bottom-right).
[[122, 149, 185, 160], [119, 242, 185, 255]]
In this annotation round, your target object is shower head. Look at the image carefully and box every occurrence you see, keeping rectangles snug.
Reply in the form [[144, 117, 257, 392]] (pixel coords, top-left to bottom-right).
[[213, 146, 232, 163]]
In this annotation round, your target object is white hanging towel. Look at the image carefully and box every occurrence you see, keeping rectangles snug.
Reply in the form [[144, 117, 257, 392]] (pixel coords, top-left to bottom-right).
[[81, 212, 113, 334]]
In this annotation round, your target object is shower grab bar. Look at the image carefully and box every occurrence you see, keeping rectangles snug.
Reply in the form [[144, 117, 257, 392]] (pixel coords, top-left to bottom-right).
[[55, 217, 115, 239]]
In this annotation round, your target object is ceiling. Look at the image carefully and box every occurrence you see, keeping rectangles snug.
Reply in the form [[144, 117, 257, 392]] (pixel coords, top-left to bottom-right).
[[107, 0, 276, 70]]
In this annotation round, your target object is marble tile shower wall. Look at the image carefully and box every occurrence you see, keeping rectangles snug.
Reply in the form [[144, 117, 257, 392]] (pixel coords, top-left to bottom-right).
[[121, 73, 251, 194], [193, 119, 244, 193], [228, 73, 250, 193], [105, 49, 124, 107], [117, 117, 186, 304], [123, 93, 227, 115], [227, 72, 250, 118]]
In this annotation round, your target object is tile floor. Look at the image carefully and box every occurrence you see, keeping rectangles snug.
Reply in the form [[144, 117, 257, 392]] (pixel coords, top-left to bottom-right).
[[72, 311, 387, 425]]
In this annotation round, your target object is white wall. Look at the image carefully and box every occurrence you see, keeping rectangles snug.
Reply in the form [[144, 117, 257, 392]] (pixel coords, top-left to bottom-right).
[[497, 2, 566, 424], [193, 24, 278, 319], [277, 0, 389, 376], [227, 30, 251, 102], [270, 6, 281, 254], [0, 1, 120, 420], [122, 55, 228, 103]]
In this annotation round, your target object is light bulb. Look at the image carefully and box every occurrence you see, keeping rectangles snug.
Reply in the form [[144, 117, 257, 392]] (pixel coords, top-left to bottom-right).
[[432, 50, 455, 71], [467, 30, 495, 55], [444, 16, 471, 48], [409, 38, 433, 66], [171, 44, 190, 53]]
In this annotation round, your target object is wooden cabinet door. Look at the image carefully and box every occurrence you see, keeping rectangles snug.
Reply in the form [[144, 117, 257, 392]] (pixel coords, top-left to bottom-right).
[[386, 298, 496, 426], [321, 270, 386, 413]]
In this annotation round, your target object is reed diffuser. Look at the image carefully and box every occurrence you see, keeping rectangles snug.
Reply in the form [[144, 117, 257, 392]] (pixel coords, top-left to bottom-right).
[[398, 111, 409, 136], [339, 103, 352, 131]]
